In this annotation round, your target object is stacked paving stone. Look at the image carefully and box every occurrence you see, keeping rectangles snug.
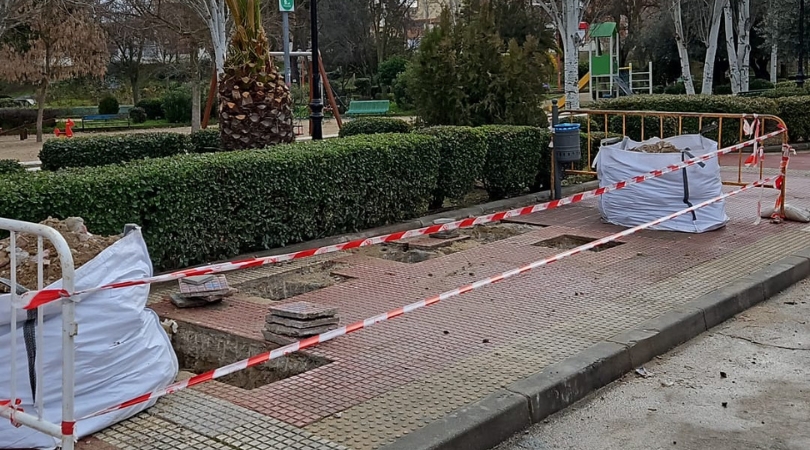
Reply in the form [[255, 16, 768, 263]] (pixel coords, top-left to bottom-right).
[[170, 275, 235, 308], [263, 301, 339, 344]]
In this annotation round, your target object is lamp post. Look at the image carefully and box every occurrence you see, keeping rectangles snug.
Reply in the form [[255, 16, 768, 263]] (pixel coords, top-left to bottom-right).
[[798, 0, 806, 88], [309, 0, 324, 140]]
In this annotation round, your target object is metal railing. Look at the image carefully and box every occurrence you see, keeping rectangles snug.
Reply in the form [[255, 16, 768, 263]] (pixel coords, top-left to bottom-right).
[[552, 109, 790, 215], [0, 218, 76, 450]]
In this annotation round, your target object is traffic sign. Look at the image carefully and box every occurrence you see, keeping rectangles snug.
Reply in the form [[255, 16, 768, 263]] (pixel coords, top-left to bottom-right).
[[279, 0, 294, 12]]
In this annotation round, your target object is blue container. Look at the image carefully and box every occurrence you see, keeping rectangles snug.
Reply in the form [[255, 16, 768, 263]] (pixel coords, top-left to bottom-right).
[[553, 123, 582, 163]]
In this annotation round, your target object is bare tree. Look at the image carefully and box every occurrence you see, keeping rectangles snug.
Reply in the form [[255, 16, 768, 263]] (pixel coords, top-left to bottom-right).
[[723, 0, 751, 93], [100, 0, 157, 103], [0, 0, 108, 141], [537, 0, 591, 109], [128, 0, 227, 76], [671, 0, 696, 94], [686, 0, 727, 94]]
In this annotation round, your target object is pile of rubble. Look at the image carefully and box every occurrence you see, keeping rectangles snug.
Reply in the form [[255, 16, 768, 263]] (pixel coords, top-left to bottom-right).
[[630, 141, 682, 154], [0, 217, 120, 291]]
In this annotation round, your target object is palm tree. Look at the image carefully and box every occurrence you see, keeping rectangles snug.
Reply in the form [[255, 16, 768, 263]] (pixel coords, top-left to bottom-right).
[[219, 0, 295, 149]]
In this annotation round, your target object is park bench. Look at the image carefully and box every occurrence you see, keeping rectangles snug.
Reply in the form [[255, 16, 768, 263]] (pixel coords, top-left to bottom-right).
[[81, 114, 130, 130], [346, 100, 390, 117]]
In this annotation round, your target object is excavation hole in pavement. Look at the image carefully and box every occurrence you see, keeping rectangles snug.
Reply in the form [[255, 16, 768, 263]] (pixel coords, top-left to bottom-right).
[[172, 322, 331, 390], [237, 261, 350, 301], [353, 223, 541, 263], [532, 234, 624, 252]]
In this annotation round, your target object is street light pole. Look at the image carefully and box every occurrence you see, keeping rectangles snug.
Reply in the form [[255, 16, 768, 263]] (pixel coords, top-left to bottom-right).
[[309, 0, 324, 140], [796, 0, 804, 88]]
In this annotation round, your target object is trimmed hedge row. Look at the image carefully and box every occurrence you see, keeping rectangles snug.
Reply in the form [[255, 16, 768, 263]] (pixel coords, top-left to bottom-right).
[[39, 129, 226, 170], [0, 159, 25, 175], [480, 126, 546, 199], [39, 132, 195, 171], [2, 134, 440, 270], [339, 118, 412, 137], [776, 97, 810, 142], [189, 129, 224, 153], [414, 126, 487, 207], [591, 95, 810, 143]]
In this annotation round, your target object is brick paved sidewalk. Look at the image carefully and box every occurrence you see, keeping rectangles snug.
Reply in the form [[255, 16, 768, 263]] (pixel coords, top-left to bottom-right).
[[77, 154, 810, 450]]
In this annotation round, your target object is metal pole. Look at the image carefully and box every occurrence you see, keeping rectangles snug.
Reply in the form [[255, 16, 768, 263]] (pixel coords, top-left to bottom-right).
[[309, 0, 324, 140], [796, 0, 804, 88], [551, 105, 562, 200], [282, 12, 292, 86]]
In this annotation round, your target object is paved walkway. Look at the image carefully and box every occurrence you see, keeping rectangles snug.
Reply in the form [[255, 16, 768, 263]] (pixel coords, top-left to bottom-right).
[[77, 153, 810, 450], [496, 278, 810, 450]]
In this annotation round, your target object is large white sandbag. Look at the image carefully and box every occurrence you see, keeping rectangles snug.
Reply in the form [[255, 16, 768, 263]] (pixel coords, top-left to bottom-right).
[[0, 229, 178, 449], [593, 135, 729, 233]]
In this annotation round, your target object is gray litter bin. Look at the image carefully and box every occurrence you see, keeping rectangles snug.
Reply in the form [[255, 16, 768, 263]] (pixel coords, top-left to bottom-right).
[[553, 123, 581, 163]]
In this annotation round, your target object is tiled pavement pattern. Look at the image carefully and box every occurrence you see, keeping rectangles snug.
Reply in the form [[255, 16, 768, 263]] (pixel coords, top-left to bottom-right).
[[81, 154, 810, 450]]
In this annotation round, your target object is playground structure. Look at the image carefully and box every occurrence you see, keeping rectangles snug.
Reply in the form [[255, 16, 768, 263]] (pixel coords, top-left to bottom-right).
[[53, 118, 75, 138], [555, 22, 654, 109]]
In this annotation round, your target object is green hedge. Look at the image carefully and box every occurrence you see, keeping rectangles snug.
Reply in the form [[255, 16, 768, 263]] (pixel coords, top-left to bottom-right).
[[480, 125, 545, 199], [135, 99, 163, 120], [0, 159, 25, 176], [2, 134, 440, 270], [190, 129, 224, 153], [39, 132, 194, 171], [339, 117, 412, 137], [414, 126, 487, 207], [776, 96, 810, 142]]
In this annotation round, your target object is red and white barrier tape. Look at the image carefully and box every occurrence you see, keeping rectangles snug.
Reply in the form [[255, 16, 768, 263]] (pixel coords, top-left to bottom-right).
[[81, 174, 780, 420], [0, 399, 23, 427], [14, 128, 787, 311]]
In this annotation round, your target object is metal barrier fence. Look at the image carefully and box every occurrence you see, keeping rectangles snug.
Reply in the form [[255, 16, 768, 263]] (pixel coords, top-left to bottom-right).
[[0, 218, 76, 450], [553, 109, 790, 216]]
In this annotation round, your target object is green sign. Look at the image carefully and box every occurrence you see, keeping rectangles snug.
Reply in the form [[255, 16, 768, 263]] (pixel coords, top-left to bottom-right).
[[279, 0, 294, 12]]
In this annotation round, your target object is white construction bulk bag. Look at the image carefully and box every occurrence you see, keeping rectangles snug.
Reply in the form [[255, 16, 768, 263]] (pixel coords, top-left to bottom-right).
[[0, 229, 178, 449], [592, 134, 729, 233]]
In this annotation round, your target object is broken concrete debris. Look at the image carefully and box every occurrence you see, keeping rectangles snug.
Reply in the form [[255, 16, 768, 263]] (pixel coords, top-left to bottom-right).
[[262, 301, 339, 343], [170, 274, 236, 308]]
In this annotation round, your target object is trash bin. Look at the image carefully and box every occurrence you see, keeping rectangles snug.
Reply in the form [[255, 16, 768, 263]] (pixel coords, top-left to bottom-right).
[[553, 123, 581, 163]]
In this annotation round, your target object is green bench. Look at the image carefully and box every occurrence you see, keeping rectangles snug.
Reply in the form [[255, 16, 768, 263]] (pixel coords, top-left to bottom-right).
[[81, 114, 130, 130], [346, 100, 390, 117]]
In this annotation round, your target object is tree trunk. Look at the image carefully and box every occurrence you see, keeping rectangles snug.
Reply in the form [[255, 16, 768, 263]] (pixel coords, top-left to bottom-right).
[[191, 50, 201, 133], [770, 45, 778, 84], [673, 0, 696, 95], [563, 31, 580, 109], [701, 2, 725, 95], [735, 0, 751, 92], [35, 81, 48, 143], [723, 3, 741, 94], [130, 73, 140, 105], [562, 0, 581, 109]]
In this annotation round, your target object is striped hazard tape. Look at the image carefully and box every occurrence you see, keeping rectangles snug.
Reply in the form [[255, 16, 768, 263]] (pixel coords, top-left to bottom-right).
[[81, 174, 780, 419], [14, 128, 787, 311]]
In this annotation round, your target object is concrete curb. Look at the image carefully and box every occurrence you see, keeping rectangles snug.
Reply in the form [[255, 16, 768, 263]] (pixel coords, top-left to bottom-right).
[[168, 181, 600, 273], [380, 246, 810, 450]]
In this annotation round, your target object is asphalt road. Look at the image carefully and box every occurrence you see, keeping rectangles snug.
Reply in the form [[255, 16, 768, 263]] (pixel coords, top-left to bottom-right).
[[496, 278, 810, 450]]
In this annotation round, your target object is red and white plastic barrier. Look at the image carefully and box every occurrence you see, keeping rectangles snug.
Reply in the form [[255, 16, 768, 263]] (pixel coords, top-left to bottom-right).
[[81, 174, 781, 419], [14, 128, 787, 311]]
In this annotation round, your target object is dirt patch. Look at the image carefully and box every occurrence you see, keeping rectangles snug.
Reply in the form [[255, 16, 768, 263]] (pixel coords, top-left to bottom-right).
[[0, 217, 120, 291], [237, 261, 350, 301], [172, 321, 330, 390], [533, 234, 623, 252], [353, 223, 539, 264]]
